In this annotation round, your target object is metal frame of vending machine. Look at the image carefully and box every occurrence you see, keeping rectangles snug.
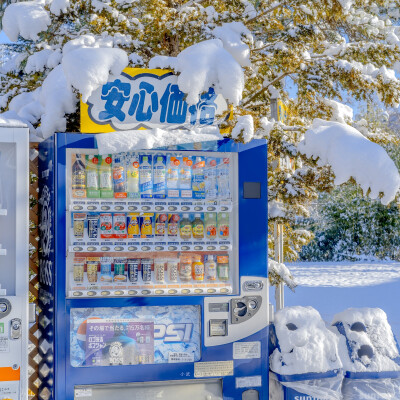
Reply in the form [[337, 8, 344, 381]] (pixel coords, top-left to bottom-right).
[[38, 132, 269, 400], [0, 124, 29, 400]]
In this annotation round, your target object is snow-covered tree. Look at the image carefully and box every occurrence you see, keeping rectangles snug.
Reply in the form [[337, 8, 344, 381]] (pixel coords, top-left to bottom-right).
[[2, 0, 400, 258], [298, 183, 400, 261]]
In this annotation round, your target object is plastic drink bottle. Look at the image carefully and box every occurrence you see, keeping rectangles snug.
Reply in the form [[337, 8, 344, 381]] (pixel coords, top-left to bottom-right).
[[192, 213, 204, 240], [192, 156, 205, 199], [205, 157, 217, 199], [205, 213, 217, 240], [85, 155, 99, 198], [99, 155, 113, 198], [167, 155, 180, 189], [218, 212, 230, 239], [205, 255, 217, 281], [127, 154, 140, 198], [179, 254, 192, 282], [179, 213, 192, 240], [192, 254, 204, 281], [72, 154, 86, 197], [139, 154, 153, 198], [217, 157, 231, 199], [180, 156, 193, 189], [153, 154, 166, 198], [217, 255, 229, 281], [112, 154, 127, 198]]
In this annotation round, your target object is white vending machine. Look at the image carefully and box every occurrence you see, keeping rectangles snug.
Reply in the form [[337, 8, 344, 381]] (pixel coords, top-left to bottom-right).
[[0, 123, 29, 400]]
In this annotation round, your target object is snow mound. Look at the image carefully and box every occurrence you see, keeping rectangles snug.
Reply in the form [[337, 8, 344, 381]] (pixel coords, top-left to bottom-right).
[[62, 47, 128, 103], [3, 1, 51, 42], [332, 308, 400, 373], [39, 65, 76, 139], [231, 115, 254, 143], [212, 22, 253, 67], [270, 306, 342, 375], [298, 119, 400, 205], [149, 39, 244, 106], [95, 126, 223, 154]]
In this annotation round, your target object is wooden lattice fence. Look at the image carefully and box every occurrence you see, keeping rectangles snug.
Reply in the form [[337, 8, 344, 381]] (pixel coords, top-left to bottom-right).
[[29, 143, 40, 399]]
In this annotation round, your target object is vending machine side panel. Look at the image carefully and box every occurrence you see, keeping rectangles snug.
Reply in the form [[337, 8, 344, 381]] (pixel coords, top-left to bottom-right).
[[38, 136, 57, 400], [238, 141, 268, 277]]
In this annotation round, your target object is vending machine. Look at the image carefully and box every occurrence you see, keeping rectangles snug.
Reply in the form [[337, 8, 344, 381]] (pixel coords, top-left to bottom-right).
[[38, 132, 269, 400], [0, 124, 29, 400]]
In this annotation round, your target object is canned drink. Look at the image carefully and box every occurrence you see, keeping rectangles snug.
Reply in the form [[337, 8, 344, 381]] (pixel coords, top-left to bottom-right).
[[127, 213, 140, 238], [100, 213, 113, 238], [73, 213, 86, 238], [87, 214, 99, 239], [113, 213, 127, 239], [141, 258, 153, 283], [167, 259, 179, 283], [127, 258, 140, 283], [114, 258, 127, 282], [86, 258, 99, 283], [154, 259, 165, 283], [73, 257, 85, 283]]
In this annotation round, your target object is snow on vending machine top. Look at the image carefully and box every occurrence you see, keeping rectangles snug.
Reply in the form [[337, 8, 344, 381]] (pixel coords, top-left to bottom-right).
[[0, 123, 29, 400], [37, 70, 269, 400]]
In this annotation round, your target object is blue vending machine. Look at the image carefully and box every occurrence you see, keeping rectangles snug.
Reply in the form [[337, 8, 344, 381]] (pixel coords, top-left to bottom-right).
[[37, 132, 269, 400]]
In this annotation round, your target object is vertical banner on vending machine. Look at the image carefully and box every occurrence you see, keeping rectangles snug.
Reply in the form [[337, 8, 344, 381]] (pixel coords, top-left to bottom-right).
[[0, 124, 29, 400], [38, 133, 269, 400]]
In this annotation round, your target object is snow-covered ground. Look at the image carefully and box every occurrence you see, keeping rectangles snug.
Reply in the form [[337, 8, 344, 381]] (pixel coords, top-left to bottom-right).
[[283, 261, 400, 342], [288, 261, 400, 287]]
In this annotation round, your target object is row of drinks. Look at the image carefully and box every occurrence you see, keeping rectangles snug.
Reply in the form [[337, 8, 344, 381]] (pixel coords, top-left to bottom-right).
[[71, 152, 231, 200], [72, 254, 230, 284], [72, 212, 230, 240]]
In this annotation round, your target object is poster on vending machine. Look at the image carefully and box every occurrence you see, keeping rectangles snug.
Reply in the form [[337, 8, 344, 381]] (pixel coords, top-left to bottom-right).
[[70, 305, 201, 368], [85, 319, 154, 366]]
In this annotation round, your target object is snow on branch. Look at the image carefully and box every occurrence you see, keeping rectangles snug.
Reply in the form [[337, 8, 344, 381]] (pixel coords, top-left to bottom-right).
[[212, 22, 253, 67], [231, 115, 254, 143], [149, 39, 244, 106], [268, 258, 297, 291], [3, 1, 51, 42], [298, 119, 400, 205], [62, 47, 128, 103]]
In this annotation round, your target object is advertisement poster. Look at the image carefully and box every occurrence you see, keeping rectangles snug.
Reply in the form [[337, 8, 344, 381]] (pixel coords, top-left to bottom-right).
[[70, 305, 201, 367], [86, 319, 154, 366]]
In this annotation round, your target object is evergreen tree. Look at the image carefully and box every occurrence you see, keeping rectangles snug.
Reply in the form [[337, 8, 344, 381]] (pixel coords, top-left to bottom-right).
[[299, 184, 400, 261], [2, 0, 400, 258]]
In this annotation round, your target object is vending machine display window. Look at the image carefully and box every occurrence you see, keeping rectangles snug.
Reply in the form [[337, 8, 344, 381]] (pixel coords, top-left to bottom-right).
[[70, 305, 201, 367], [65, 149, 239, 298]]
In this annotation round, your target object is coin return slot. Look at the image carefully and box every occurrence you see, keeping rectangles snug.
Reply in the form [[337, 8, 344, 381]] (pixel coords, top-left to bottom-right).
[[209, 319, 228, 337]]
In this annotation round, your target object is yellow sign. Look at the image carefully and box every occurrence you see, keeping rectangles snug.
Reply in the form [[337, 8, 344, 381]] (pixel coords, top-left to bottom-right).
[[80, 68, 227, 133], [277, 99, 288, 123]]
